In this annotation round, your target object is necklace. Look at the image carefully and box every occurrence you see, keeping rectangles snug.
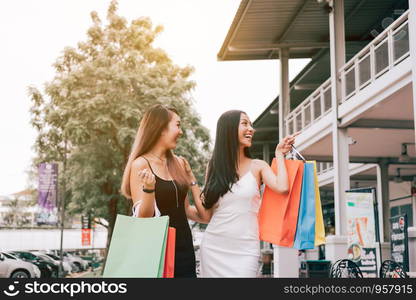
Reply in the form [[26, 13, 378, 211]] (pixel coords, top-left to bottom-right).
[[149, 152, 167, 163], [166, 167, 179, 209]]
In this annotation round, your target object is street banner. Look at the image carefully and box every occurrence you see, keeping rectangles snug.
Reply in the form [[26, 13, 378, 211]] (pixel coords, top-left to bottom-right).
[[346, 188, 378, 278], [82, 229, 92, 246], [390, 214, 409, 272], [38, 163, 58, 210], [81, 215, 92, 246]]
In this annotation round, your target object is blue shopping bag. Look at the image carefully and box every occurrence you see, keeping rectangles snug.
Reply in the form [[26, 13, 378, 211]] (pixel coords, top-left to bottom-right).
[[293, 162, 316, 250]]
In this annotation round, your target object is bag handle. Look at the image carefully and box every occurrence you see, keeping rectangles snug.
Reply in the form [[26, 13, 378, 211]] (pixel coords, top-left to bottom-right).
[[290, 145, 306, 163]]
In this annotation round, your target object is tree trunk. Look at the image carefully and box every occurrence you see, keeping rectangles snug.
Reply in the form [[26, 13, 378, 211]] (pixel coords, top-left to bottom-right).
[[100, 196, 119, 274]]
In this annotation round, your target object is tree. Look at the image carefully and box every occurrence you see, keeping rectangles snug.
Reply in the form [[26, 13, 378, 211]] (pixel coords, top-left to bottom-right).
[[28, 0, 211, 254]]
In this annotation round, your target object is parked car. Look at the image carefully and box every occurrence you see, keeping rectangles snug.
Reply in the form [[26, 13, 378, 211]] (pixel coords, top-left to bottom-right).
[[43, 253, 73, 275], [33, 252, 70, 277], [0, 253, 41, 278], [9, 251, 58, 278], [49, 251, 89, 272], [66, 252, 89, 271]]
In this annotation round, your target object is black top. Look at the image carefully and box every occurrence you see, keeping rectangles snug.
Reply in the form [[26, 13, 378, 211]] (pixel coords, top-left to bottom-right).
[[142, 157, 196, 278]]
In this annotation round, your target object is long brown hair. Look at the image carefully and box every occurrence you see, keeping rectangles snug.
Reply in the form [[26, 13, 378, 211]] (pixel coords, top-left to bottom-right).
[[121, 104, 189, 199]]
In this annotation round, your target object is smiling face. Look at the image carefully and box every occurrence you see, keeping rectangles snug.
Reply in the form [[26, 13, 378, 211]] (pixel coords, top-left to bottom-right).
[[161, 111, 183, 150], [238, 113, 255, 148]]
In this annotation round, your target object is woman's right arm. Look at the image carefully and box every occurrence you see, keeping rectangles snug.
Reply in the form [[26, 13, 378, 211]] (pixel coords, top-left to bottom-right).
[[180, 157, 214, 224], [130, 158, 157, 218]]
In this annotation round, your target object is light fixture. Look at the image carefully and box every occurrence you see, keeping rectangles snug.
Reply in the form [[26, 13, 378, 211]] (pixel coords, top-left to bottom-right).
[[399, 143, 414, 162], [394, 169, 403, 183], [270, 109, 278, 115]]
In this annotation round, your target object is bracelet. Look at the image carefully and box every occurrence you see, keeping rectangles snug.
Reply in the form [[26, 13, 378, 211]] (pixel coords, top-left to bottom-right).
[[190, 181, 197, 186], [142, 186, 155, 193]]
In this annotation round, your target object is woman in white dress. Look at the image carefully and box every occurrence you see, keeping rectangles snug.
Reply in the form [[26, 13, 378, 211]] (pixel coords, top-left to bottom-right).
[[198, 110, 298, 277]]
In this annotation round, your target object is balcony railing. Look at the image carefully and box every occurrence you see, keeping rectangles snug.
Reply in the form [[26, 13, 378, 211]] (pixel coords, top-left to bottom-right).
[[284, 10, 410, 135], [316, 162, 334, 176], [285, 79, 332, 135], [340, 10, 409, 102]]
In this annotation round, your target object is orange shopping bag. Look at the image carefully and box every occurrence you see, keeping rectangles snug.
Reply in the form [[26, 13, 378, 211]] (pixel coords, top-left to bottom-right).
[[163, 227, 176, 278], [259, 159, 304, 247]]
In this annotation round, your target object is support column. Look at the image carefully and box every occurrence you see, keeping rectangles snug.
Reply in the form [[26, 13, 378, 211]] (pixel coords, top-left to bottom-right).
[[409, 1, 416, 233], [278, 48, 290, 140], [409, 0, 416, 144], [273, 245, 299, 278], [413, 195, 416, 227], [329, 0, 350, 237], [274, 48, 294, 277], [377, 160, 389, 242], [409, 227, 416, 273]]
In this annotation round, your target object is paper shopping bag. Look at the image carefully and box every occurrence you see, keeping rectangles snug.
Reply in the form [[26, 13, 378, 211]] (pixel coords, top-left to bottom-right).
[[163, 227, 176, 278], [103, 214, 169, 277], [294, 162, 316, 250], [259, 159, 304, 247], [310, 161, 326, 246]]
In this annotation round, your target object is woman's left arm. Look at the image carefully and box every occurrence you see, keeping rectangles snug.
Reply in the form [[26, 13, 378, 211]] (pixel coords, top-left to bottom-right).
[[260, 132, 300, 194]]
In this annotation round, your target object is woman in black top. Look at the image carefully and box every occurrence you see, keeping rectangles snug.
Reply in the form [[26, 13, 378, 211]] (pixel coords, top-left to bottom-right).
[[121, 104, 210, 278]]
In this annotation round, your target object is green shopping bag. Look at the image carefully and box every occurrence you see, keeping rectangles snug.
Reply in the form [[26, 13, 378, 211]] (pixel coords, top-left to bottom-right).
[[103, 214, 169, 277]]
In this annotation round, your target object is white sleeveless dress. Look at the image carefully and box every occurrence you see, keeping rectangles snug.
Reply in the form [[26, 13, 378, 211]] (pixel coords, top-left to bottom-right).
[[199, 171, 261, 277]]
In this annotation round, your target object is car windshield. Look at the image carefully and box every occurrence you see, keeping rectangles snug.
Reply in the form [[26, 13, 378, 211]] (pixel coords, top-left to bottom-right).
[[10, 252, 24, 259], [47, 254, 60, 260], [37, 254, 53, 262], [2, 252, 17, 260]]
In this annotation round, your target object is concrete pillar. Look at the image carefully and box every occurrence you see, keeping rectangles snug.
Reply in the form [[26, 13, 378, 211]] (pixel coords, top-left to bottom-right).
[[273, 245, 299, 278], [409, 1, 416, 144], [377, 242, 391, 266], [412, 196, 416, 227], [329, 0, 350, 236], [408, 4, 416, 276], [409, 227, 416, 273], [325, 235, 348, 262], [278, 48, 290, 140], [377, 160, 390, 242]]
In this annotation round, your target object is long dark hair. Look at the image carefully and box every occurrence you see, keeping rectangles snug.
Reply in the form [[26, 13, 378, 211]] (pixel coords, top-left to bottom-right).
[[121, 104, 188, 199], [202, 110, 251, 209]]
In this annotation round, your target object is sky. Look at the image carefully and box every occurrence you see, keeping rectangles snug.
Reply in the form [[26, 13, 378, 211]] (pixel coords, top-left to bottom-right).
[[0, 0, 310, 195]]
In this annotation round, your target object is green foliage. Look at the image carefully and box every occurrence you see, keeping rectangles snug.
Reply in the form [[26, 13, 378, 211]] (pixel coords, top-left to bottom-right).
[[28, 0, 211, 228]]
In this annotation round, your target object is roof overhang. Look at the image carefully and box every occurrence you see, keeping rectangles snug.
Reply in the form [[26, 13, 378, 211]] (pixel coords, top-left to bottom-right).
[[218, 0, 407, 61]]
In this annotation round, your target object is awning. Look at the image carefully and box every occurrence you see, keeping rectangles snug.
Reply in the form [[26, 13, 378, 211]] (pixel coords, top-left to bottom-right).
[[218, 0, 407, 61]]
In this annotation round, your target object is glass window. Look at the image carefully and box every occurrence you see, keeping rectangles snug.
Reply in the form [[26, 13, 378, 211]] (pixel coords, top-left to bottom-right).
[[400, 204, 413, 227], [390, 206, 399, 217], [390, 204, 413, 227]]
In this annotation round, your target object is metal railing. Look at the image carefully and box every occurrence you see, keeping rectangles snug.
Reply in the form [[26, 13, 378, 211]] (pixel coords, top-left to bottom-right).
[[285, 78, 332, 135], [340, 11, 409, 102], [316, 162, 334, 175], [284, 10, 410, 135]]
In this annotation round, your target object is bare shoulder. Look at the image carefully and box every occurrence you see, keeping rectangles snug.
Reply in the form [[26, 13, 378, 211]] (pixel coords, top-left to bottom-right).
[[131, 156, 149, 171], [174, 154, 188, 167], [252, 159, 269, 169]]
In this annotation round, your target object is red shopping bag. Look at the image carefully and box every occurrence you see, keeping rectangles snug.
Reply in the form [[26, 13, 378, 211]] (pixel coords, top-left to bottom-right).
[[259, 159, 304, 247], [163, 227, 176, 278]]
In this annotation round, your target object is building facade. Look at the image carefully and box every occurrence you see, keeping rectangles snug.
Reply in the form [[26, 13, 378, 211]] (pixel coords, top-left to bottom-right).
[[219, 0, 416, 277]]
